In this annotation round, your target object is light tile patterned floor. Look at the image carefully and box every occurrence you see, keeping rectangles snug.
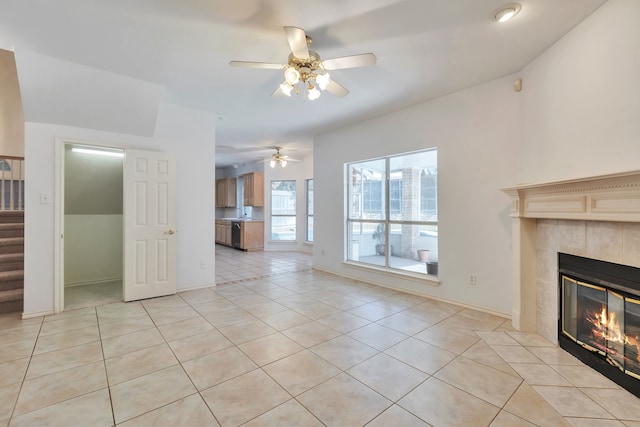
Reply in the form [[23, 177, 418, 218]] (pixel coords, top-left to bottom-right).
[[1, 246, 639, 426]]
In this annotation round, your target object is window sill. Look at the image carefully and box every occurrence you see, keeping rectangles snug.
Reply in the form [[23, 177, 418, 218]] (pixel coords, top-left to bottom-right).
[[343, 261, 441, 286]]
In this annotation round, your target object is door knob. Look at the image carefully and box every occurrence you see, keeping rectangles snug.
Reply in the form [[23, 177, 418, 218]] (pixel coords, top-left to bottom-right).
[[167, 229, 176, 235]]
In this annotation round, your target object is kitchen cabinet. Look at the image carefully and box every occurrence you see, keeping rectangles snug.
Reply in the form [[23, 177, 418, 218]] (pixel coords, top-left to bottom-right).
[[216, 178, 236, 208], [215, 220, 232, 246], [242, 172, 264, 207], [238, 221, 264, 251]]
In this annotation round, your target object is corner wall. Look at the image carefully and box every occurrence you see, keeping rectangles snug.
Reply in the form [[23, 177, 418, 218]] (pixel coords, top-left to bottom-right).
[[314, 74, 521, 316]]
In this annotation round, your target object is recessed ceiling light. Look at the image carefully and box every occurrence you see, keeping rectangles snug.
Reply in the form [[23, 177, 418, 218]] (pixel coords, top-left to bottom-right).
[[495, 3, 522, 23]]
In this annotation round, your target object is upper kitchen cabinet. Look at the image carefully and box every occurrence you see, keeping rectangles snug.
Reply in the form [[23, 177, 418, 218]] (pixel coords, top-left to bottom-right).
[[216, 177, 236, 208], [242, 172, 264, 207]]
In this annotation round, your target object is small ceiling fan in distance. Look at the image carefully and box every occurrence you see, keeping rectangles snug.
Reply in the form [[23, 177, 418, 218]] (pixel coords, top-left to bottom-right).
[[258, 147, 300, 168], [230, 26, 376, 100]]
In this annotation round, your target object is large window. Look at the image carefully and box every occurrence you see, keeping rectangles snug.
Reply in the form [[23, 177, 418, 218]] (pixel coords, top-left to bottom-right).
[[347, 149, 438, 275], [271, 180, 296, 241], [306, 179, 314, 242]]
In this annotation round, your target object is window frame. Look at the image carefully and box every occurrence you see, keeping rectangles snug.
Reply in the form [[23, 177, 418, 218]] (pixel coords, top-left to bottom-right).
[[306, 178, 314, 242]]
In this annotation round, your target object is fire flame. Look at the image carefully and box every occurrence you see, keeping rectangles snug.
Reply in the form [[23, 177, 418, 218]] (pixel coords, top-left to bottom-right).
[[590, 306, 630, 345]]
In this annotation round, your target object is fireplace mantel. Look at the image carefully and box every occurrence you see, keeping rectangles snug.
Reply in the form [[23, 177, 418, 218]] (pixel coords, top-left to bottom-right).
[[502, 170, 640, 223], [501, 170, 640, 333]]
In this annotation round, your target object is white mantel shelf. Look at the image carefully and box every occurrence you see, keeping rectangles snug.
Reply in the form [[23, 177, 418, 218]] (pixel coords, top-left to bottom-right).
[[501, 170, 640, 223]]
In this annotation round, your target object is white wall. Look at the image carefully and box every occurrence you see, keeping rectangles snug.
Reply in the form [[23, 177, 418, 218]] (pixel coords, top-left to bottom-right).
[[24, 103, 216, 315], [0, 49, 24, 157], [314, 75, 520, 315], [520, 0, 640, 183]]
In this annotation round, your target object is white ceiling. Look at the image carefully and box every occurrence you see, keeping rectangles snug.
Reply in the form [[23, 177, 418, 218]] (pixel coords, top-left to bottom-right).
[[0, 0, 607, 167]]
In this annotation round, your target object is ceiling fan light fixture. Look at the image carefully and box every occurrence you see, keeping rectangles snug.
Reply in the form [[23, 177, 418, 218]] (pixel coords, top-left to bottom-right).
[[279, 82, 293, 96], [495, 3, 521, 23], [284, 66, 300, 85], [281, 160, 287, 167], [307, 85, 321, 101], [316, 72, 331, 90], [270, 159, 276, 168]]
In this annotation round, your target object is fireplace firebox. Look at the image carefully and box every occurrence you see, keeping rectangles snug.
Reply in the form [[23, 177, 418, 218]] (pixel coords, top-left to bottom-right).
[[559, 253, 640, 397]]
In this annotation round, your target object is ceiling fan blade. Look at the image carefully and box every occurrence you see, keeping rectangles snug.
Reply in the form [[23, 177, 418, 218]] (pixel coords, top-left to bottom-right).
[[322, 53, 377, 70], [325, 79, 350, 98], [229, 61, 284, 70], [284, 26, 310, 59]]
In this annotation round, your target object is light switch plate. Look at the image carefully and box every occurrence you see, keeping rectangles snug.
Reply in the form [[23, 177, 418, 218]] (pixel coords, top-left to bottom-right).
[[40, 192, 51, 204]]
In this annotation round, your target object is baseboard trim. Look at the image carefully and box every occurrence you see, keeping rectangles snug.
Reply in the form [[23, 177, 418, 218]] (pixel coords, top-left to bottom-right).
[[64, 277, 122, 288], [22, 309, 54, 319]]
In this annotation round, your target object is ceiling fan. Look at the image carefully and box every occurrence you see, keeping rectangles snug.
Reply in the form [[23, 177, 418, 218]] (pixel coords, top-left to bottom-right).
[[260, 147, 300, 168], [230, 26, 376, 100]]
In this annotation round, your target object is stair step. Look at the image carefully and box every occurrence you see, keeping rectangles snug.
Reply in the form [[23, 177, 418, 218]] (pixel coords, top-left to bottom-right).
[[0, 223, 23, 238], [0, 279, 23, 292], [0, 237, 23, 255], [0, 270, 23, 282], [0, 299, 22, 314], [0, 253, 23, 263], [0, 211, 24, 224], [0, 288, 23, 303]]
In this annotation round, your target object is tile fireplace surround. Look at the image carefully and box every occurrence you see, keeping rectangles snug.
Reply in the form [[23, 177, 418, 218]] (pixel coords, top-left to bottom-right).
[[502, 170, 640, 343]]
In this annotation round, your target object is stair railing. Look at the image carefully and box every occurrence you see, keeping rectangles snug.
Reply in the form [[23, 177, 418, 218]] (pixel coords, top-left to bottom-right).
[[0, 156, 24, 211]]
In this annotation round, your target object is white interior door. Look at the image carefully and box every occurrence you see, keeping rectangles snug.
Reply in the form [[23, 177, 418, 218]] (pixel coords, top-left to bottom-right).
[[124, 149, 176, 301]]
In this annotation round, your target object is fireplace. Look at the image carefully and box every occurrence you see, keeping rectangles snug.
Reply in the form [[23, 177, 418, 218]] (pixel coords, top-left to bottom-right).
[[558, 253, 640, 397]]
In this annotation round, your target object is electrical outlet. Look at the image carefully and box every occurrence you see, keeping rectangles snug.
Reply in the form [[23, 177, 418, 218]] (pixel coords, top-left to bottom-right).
[[469, 274, 477, 285], [200, 261, 206, 269]]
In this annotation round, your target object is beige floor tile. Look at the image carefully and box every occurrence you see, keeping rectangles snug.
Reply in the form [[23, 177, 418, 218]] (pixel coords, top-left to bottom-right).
[[105, 343, 178, 385], [282, 322, 341, 348], [141, 295, 190, 313], [492, 345, 543, 364], [255, 286, 297, 299], [415, 325, 479, 354], [156, 316, 214, 341], [168, 329, 233, 362], [0, 324, 41, 344], [384, 337, 457, 374], [315, 311, 370, 333], [263, 350, 340, 396], [243, 300, 288, 317], [527, 346, 585, 365], [0, 314, 41, 331], [38, 313, 97, 336], [348, 323, 408, 351], [147, 306, 200, 326], [533, 385, 613, 418], [238, 332, 304, 366], [298, 373, 391, 426], [458, 308, 507, 325], [348, 302, 398, 321], [289, 301, 342, 320], [347, 352, 428, 401], [9, 388, 113, 427], [178, 287, 220, 304], [0, 357, 29, 387], [403, 305, 454, 324], [260, 309, 312, 331], [218, 319, 277, 345], [504, 383, 573, 427], [200, 369, 290, 427], [434, 356, 523, 407], [241, 399, 323, 427], [0, 339, 35, 364], [552, 364, 621, 388], [98, 314, 155, 339], [508, 331, 556, 346], [622, 421, 640, 427], [366, 404, 430, 427], [14, 361, 107, 416], [182, 346, 257, 390], [110, 365, 196, 424], [476, 330, 521, 346], [416, 298, 464, 314], [118, 393, 219, 427], [320, 294, 367, 311], [26, 340, 103, 380], [310, 335, 378, 371], [101, 328, 165, 359], [33, 325, 99, 355], [0, 382, 20, 421], [43, 307, 95, 322], [490, 410, 537, 427], [510, 363, 572, 386], [190, 298, 238, 316], [227, 293, 272, 308], [375, 312, 431, 335], [436, 314, 502, 336], [203, 307, 256, 328], [462, 340, 521, 377], [566, 419, 626, 427], [581, 388, 640, 421], [96, 301, 146, 322], [398, 377, 500, 427]]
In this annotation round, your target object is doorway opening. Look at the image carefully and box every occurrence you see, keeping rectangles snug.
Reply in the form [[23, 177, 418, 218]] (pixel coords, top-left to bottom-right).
[[62, 143, 124, 310]]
